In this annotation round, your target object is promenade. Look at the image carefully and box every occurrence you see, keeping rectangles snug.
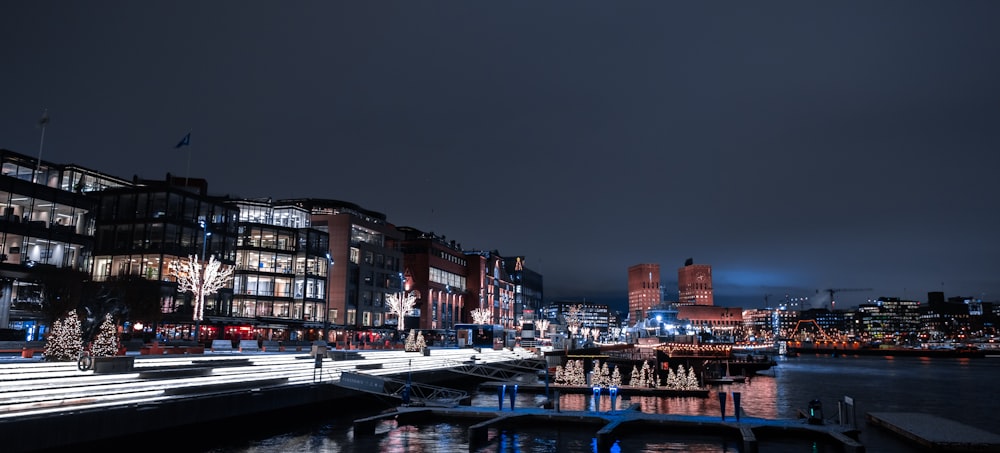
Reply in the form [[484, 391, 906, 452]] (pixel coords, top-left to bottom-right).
[[4, 347, 998, 452], [0, 347, 530, 452]]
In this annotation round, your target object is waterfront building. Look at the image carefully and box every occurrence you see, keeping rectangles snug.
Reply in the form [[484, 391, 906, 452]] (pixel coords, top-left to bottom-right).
[[397, 227, 468, 330], [678, 258, 714, 306], [502, 255, 544, 324], [675, 304, 743, 342], [627, 263, 661, 326], [800, 308, 848, 339], [741, 308, 775, 342], [0, 149, 130, 340], [919, 294, 972, 342], [853, 297, 921, 344], [280, 199, 403, 331], [645, 303, 681, 338], [227, 198, 331, 342], [91, 175, 240, 342], [464, 250, 517, 329], [541, 300, 611, 341]]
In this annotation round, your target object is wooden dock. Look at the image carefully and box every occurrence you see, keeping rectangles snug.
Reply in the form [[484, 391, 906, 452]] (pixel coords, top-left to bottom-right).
[[866, 412, 1000, 452], [354, 404, 865, 453]]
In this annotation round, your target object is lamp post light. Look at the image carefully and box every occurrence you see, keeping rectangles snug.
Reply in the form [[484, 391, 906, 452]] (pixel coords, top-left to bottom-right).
[[195, 219, 211, 343], [324, 252, 333, 344]]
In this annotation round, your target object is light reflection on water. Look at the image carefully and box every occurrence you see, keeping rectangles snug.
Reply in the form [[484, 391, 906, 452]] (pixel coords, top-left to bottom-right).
[[193, 355, 999, 453]]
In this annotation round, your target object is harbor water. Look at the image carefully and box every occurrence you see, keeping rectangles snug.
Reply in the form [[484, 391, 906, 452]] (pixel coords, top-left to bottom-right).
[[106, 354, 1000, 453]]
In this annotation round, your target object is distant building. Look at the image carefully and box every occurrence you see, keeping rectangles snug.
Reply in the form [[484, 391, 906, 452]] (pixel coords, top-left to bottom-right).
[[542, 300, 611, 337], [627, 263, 660, 326], [503, 255, 543, 324], [465, 250, 518, 329], [678, 258, 713, 306], [676, 304, 742, 341]]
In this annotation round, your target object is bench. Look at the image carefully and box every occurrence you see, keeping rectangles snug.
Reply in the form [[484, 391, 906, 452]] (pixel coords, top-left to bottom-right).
[[139, 344, 205, 355], [261, 340, 283, 352], [238, 340, 260, 352], [211, 340, 235, 352], [355, 363, 383, 370], [328, 350, 364, 361], [0, 347, 40, 358], [0, 341, 44, 358], [93, 356, 135, 374]]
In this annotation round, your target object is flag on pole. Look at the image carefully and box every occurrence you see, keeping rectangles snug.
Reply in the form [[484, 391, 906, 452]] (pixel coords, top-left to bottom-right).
[[175, 132, 191, 148]]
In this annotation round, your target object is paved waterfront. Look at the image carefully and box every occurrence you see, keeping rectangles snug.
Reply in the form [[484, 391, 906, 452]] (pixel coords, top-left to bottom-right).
[[0, 347, 531, 419]]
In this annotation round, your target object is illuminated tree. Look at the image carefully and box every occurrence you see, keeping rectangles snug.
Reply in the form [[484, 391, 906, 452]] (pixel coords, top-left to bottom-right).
[[90, 313, 120, 357], [386, 291, 417, 331], [628, 365, 641, 387], [169, 255, 234, 337], [44, 310, 83, 362], [686, 366, 700, 389], [639, 360, 654, 388], [667, 367, 680, 389], [405, 329, 427, 352], [471, 305, 492, 325], [610, 366, 622, 387], [536, 319, 550, 339], [563, 304, 583, 335], [597, 361, 610, 387], [566, 359, 586, 385]]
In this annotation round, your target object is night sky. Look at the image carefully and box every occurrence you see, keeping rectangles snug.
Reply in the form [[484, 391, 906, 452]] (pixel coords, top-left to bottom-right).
[[2, 2, 998, 311]]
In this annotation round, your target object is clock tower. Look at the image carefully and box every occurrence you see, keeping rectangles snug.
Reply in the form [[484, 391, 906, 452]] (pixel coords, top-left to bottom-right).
[[678, 259, 714, 306]]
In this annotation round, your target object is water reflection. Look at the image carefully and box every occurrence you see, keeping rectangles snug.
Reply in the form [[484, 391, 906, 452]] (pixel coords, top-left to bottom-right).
[[194, 355, 999, 453]]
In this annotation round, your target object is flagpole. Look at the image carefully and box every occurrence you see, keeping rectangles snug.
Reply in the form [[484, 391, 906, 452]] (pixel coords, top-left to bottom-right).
[[35, 109, 49, 184]]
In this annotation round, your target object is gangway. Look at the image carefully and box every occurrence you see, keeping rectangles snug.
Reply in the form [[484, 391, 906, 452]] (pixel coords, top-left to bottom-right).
[[337, 371, 468, 407], [442, 357, 546, 381]]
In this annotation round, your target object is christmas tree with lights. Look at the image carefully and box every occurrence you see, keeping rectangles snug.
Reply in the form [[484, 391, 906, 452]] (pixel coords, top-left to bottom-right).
[[90, 313, 120, 357], [44, 310, 83, 361]]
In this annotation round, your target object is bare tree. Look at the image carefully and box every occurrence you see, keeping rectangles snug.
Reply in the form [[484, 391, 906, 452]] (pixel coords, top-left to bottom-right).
[[536, 319, 550, 339], [564, 304, 583, 335], [386, 291, 417, 331], [471, 305, 492, 325], [169, 255, 233, 337]]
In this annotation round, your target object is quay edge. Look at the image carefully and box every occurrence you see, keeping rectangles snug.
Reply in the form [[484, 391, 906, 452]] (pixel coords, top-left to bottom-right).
[[0, 365, 472, 453]]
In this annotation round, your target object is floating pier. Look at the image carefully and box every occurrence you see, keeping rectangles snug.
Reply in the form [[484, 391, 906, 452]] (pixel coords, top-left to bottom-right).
[[866, 412, 1000, 452], [354, 404, 865, 452]]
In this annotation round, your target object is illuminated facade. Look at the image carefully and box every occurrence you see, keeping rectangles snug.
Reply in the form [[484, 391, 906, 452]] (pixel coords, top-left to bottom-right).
[[397, 227, 467, 330], [228, 199, 331, 341], [91, 176, 240, 341], [281, 199, 403, 330], [627, 263, 661, 326], [465, 250, 517, 329], [503, 255, 543, 324], [678, 261, 713, 306], [676, 304, 742, 341], [0, 149, 130, 340]]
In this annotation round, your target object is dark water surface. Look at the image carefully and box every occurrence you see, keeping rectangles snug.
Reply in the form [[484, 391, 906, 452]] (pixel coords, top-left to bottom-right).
[[101, 354, 1000, 453]]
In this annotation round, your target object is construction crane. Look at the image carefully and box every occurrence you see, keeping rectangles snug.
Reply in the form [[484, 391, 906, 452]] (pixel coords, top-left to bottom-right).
[[818, 288, 873, 310]]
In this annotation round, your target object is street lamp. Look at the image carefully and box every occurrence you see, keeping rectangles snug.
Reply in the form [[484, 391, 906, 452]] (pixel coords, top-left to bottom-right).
[[196, 219, 211, 342], [324, 252, 333, 344]]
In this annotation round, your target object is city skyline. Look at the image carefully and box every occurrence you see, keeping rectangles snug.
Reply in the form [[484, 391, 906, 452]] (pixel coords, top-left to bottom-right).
[[2, 2, 998, 310]]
